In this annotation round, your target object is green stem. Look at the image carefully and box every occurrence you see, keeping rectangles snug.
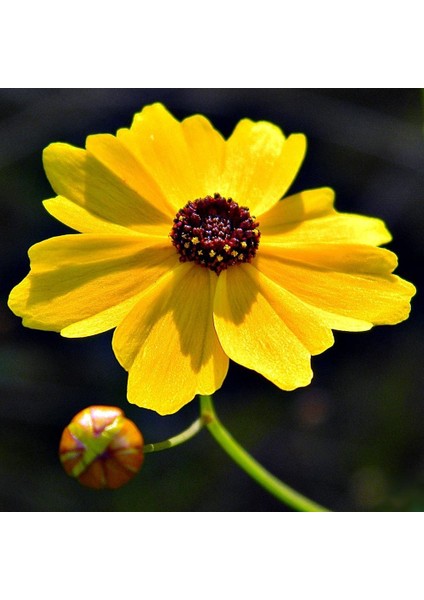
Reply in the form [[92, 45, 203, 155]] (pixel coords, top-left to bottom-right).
[[199, 394, 330, 512], [144, 417, 204, 453]]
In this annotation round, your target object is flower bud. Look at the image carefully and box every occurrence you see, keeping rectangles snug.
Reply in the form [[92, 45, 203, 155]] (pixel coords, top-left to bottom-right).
[[59, 406, 144, 489]]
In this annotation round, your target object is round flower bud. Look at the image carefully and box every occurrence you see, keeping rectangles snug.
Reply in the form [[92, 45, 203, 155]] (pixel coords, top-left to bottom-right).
[[59, 406, 144, 489]]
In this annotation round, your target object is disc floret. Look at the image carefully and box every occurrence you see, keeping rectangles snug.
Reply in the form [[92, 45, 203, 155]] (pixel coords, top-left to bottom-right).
[[170, 193, 260, 274]]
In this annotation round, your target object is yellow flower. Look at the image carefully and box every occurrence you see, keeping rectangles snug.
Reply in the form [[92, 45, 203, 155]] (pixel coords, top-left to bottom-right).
[[8, 103, 416, 415]]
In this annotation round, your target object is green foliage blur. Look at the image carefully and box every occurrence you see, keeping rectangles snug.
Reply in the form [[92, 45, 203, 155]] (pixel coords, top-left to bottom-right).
[[0, 89, 422, 511]]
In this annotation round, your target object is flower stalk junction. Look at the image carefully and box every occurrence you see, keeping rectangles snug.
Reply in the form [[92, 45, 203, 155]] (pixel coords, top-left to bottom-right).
[[145, 394, 330, 512]]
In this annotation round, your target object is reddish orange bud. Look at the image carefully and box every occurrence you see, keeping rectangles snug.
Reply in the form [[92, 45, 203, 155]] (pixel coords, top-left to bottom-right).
[[59, 406, 144, 489]]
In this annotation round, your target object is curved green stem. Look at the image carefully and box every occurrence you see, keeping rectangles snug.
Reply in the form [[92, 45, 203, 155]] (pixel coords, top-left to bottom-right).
[[199, 394, 330, 512], [144, 417, 204, 453]]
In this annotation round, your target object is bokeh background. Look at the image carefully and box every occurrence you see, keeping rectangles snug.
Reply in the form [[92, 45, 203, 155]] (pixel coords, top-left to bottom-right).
[[0, 89, 422, 512]]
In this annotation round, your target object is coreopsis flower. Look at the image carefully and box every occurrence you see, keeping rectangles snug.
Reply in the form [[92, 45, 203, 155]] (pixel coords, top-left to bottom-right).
[[9, 104, 415, 414]]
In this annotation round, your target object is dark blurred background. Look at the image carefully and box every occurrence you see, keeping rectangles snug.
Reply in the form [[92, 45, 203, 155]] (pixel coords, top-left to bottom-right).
[[0, 89, 422, 512]]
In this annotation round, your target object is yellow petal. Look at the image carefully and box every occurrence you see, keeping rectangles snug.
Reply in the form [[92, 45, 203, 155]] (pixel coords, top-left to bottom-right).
[[43, 196, 148, 235], [259, 188, 336, 232], [43, 141, 172, 236], [117, 103, 201, 211], [257, 244, 416, 328], [220, 118, 306, 216], [257, 265, 335, 355], [8, 234, 179, 336], [85, 133, 177, 218], [213, 264, 315, 391], [112, 263, 229, 415], [261, 242, 399, 273], [259, 188, 392, 246], [181, 114, 225, 195]]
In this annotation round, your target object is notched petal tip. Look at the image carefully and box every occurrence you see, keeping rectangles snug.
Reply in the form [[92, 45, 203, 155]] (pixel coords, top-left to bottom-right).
[[42, 141, 67, 160], [285, 131, 307, 155], [130, 102, 173, 128], [8, 276, 61, 333], [378, 275, 417, 326], [42, 141, 84, 170]]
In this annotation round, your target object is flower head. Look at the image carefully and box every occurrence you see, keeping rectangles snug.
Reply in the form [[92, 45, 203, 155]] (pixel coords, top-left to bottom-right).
[[9, 103, 416, 414], [59, 406, 144, 489]]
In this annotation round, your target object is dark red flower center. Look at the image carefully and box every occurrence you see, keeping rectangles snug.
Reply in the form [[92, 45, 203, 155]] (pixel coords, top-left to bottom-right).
[[170, 193, 261, 274]]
